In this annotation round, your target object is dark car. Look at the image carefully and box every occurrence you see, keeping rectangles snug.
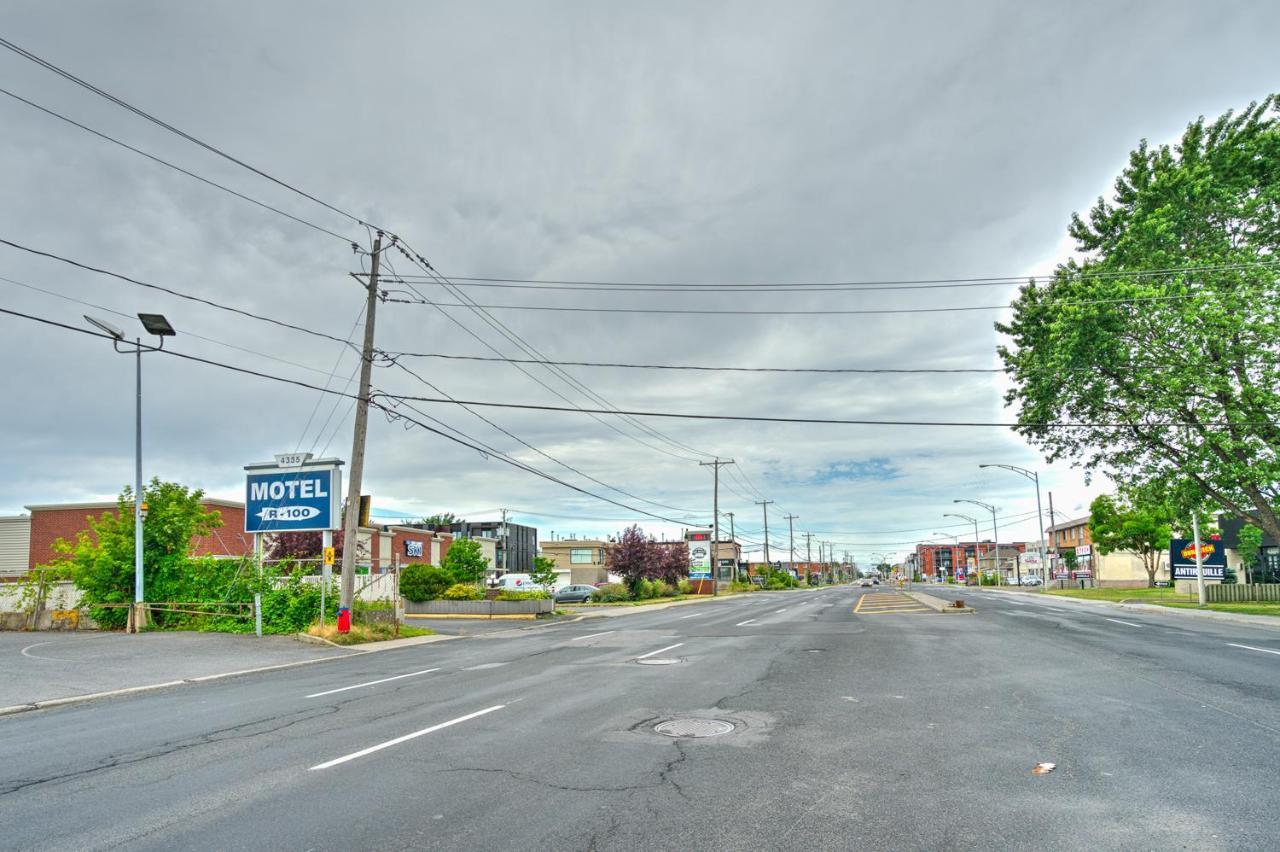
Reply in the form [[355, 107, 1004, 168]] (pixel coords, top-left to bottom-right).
[[554, 584, 596, 603]]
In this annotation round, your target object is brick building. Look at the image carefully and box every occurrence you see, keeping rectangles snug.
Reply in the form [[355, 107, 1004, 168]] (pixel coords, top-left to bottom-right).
[[914, 540, 1028, 579], [25, 499, 254, 571]]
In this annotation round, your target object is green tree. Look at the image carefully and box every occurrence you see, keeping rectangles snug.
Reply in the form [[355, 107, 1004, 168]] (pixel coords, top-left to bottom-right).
[[997, 96, 1280, 544], [1088, 494, 1172, 587], [1238, 524, 1263, 583], [441, 538, 489, 585], [421, 512, 461, 528], [41, 479, 221, 628], [530, 555, 558, 589]]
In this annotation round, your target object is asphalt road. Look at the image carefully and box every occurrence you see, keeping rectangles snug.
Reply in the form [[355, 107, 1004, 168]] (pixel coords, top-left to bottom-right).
[[1, 585, 1278, 851]]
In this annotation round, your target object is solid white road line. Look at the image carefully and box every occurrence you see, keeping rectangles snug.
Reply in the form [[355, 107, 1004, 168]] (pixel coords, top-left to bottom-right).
[[571, 631, 615, 641], [736, 619, 757, 627], [637, 642, 685, 659], [678, 612, 707, 620], [309, 704, 506, 770], [1227, 643, 1280, 657], [306, 668, 440, 699], [1104, 618, 1144, 628]]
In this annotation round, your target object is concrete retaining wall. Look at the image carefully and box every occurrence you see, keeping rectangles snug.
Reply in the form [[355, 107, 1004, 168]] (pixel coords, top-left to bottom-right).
[[404, 598, 553, 619]]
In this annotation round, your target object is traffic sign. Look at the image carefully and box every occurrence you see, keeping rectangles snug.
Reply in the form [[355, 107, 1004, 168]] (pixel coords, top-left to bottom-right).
[[323, 546, 335, 566]]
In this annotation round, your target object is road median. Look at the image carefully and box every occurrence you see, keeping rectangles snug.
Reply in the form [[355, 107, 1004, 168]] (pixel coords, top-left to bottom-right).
[[905, 591, 974, 614]]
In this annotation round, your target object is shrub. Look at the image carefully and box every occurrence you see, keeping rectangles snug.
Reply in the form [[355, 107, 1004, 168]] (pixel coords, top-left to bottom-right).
[[654, 580, 677, 598], [401, 564, 455, 601], [442, 583, 485, 600], [676, 579, 693, 595], [730, 580, 754, 593], [592, 583, 631, 602], [495, 589, 550, 600]]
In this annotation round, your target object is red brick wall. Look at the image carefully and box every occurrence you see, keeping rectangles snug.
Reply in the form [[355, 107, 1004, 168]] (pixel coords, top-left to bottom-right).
[[29, 502, 253, 570], [389, 529, 452, 567]]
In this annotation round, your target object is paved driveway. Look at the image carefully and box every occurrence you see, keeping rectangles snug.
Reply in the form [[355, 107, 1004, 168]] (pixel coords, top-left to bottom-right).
[[0, 631, 354, 707]]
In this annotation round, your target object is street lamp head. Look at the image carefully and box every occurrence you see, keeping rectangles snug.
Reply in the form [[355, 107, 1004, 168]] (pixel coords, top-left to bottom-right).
[[138, 313, 176, 337], [84, 314, 124, 340]]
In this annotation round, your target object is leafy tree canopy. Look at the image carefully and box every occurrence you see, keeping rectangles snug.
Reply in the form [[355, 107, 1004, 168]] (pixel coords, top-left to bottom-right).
[[1088, 493, 1172, 586], [998, 96, 1280, 542], [441, 537, 489, 584], [421, 512, 462, 528], [530, 555, 558, 588], [41, 479, 222, 627]]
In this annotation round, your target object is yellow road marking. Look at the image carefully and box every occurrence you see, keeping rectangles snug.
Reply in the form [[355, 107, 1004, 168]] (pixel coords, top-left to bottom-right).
[[854, 593, 929, 614]]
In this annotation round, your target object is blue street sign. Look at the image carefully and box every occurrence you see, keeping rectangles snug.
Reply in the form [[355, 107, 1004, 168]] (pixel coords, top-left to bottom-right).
[[244, 466, 341, 533]]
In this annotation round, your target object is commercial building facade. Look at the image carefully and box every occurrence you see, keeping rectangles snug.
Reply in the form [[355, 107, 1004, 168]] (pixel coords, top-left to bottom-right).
[[914, 541, 1029, 580], [539, 538, 613, 585]]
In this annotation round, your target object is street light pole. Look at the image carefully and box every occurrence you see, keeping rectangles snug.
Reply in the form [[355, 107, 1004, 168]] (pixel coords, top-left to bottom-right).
[[944, 511, 981, 586], [84, 313, 176, 633], [956, 500, 999, 585], [980, 463, 1047, 587]]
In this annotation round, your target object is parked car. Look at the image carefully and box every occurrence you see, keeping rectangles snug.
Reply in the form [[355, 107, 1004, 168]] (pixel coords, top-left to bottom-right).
[[554, 584, 596, 603], [1022, 576, 1044, 587]]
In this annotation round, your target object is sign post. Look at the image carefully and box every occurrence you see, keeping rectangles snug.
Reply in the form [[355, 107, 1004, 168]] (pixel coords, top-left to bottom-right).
[[244, 455, 344, 635]]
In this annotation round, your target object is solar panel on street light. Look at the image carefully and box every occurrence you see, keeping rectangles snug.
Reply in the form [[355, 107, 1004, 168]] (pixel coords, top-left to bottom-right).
[[83, 314, 125, 340]]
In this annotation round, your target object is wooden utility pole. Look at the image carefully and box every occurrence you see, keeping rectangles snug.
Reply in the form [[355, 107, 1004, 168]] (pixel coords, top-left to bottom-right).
[[784, 514, 798, 572], [755, 500, 774, 566], [699, 458, 734, 595], [338, 232, 382, 628]]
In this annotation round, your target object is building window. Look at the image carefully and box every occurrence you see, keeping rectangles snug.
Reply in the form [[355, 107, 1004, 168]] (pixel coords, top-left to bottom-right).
[[570, 548, 594, 564]]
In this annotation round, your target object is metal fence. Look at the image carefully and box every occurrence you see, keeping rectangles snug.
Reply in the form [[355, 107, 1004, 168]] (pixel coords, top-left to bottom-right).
[[1206, 583, 1280, 602]]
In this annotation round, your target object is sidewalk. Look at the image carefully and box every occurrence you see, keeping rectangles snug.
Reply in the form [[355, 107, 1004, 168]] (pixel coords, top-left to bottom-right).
[[975, 587, 1280, 631]]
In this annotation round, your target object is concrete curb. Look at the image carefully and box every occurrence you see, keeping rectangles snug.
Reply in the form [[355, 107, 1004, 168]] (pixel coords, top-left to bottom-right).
[[905, 591, 975, 614]]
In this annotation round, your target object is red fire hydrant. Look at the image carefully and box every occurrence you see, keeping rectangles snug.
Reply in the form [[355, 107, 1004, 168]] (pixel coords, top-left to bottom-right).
[[337, 607, 351, 634]]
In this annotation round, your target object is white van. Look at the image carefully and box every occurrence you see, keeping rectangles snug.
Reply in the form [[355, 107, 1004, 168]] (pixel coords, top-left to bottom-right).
[[495, 573, 540, 591]]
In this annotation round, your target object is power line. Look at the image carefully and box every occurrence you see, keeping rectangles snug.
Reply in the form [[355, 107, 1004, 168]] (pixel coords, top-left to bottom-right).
[[0, 304, 697, 525], [379, 391, 1248, 429], [382, 247, 713, 463], [0, 85, 353, 243], [372, 258, 1280, 292], [0, 36, 371, 230], [389, 359, 704, 517], [381, 290, 1230, 316], [0, 272, 345, 379], [384, 350, 1006, 374], [0, 237, 358, 348]]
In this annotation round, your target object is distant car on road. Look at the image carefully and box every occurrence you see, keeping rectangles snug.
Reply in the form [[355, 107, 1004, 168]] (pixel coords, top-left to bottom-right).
[[859, 579, 873, 587], [553, 584, 596, 603]]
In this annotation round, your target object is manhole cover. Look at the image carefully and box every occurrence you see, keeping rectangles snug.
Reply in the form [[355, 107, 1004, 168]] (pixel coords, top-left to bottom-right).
[[654, 718, 736, 738], [637, 658, 681, 666]]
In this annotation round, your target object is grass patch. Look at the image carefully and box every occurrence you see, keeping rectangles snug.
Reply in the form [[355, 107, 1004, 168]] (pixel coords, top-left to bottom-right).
[[1047, 586, 1280, 617], [1158, 601, 1280, 616], [306, 622, 435, 645], [1045, 587, 1195, 603]]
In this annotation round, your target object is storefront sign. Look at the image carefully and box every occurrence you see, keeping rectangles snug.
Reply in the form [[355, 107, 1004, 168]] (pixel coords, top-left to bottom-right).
[[1169, 538, 1225, 580], [244, 458, 342, 533], [405, 540, 424, 558]]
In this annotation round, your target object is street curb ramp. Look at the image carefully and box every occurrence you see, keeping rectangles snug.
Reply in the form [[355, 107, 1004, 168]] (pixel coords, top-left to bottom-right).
[[905, 591, 975, 614]]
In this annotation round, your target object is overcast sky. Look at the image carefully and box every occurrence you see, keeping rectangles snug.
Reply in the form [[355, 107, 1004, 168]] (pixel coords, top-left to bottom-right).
[[2, 1, 1277, 564]]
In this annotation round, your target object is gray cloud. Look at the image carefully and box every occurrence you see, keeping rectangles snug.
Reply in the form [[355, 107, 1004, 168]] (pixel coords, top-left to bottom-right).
[[2, 0, 1276, 562]]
